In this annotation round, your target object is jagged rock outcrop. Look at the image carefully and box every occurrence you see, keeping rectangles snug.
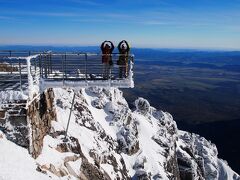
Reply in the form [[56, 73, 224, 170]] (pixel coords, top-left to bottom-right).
[[135, 97, 150, 115], [34, 88, 182, 179], [0, 87, 239, 180], [30, 88, 240, 179], [176, 131, 240, 180], [28, 88, 56, 158]]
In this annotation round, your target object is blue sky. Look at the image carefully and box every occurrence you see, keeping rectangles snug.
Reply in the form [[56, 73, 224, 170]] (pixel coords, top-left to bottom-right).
[[0, 0, 240, 49]]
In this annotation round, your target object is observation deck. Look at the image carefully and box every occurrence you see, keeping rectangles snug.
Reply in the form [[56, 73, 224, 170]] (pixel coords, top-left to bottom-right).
[[0, 51, 134, 99]]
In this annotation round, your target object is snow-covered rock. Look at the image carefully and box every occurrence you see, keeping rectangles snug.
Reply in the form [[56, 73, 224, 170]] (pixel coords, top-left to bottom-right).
[[135, 97, 150, 115], [177, 131, 240, 180], [0, 90, 27, 104], [0, 87, 239, 180]]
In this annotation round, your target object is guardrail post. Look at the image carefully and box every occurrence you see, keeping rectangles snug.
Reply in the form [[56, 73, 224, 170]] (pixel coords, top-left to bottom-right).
[[39, 54, 42, 78], [50, 53, 52, 74], [62, 55, 64, 86], [85, 53, 87, 81], [10, 51, 13, 74], [110, 54, 112, 80], [47, 54, 49, 75], [44, 54, 47, 78], [19, 59, 22, 91], [65, 53, 67, 79], [34, 57, 36, 73]]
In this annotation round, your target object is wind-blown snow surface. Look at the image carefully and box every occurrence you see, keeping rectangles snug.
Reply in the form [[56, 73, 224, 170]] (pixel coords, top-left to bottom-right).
[[0, 87, 239, 180], [0, 131, 50, 180], [0, 90, 27, 104]]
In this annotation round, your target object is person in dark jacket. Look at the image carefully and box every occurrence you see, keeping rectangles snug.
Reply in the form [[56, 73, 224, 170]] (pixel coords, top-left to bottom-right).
[[101, 41, 114, 79], [117, 40, 130, 78]]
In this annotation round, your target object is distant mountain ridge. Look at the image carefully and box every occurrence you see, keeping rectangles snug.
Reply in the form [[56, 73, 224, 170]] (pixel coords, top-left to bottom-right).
[[1, 45, 240, 66]]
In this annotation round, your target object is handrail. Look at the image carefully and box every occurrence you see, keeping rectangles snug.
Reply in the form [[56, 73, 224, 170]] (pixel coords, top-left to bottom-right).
[[0, 51, 135, 98], [0, 51, 131, 55]]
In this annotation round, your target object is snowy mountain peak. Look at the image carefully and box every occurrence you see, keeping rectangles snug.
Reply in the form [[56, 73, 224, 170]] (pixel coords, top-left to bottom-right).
[[0, 87, 239, 180]]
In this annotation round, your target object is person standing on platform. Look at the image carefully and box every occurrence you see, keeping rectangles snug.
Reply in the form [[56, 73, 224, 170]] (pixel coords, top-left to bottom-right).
[[117, 40, 130, 78], [101, 41, 114, 79]]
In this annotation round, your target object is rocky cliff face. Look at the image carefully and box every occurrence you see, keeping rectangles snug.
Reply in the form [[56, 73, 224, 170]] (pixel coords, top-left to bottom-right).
[[0, 87, 239, 180], [28, 88, 56, 158], [0, 91, 28, 148], [177, 131, 240, 180]]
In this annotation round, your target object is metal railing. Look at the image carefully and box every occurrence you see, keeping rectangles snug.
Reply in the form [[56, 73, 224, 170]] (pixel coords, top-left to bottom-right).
[[31, 52, 134, 81], [0, 51, 134, 93], [0, 55, 26, 92], [0, 51, 44, 92]]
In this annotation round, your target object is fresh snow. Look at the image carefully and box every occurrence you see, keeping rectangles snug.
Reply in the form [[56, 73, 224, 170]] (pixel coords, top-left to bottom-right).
[[0, 131, 50, 180], [218, 159, 238, 180], [0, 90, 27, 103]]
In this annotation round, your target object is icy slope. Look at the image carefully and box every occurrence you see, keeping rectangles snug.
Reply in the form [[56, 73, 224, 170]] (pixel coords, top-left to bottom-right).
[[0, 131, 50, 180]]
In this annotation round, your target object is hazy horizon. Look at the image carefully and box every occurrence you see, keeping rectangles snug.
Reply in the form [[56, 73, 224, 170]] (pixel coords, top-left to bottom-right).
[[1, 0, 240, 50], [0, 44, 240, 52]]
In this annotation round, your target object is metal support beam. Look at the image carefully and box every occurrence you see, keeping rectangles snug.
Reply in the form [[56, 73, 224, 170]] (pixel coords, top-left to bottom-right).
[[64, 92, 76, 141]]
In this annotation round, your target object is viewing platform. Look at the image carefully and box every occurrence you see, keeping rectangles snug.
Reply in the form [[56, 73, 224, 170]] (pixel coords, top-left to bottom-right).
[[0, 50, 134, 99]]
